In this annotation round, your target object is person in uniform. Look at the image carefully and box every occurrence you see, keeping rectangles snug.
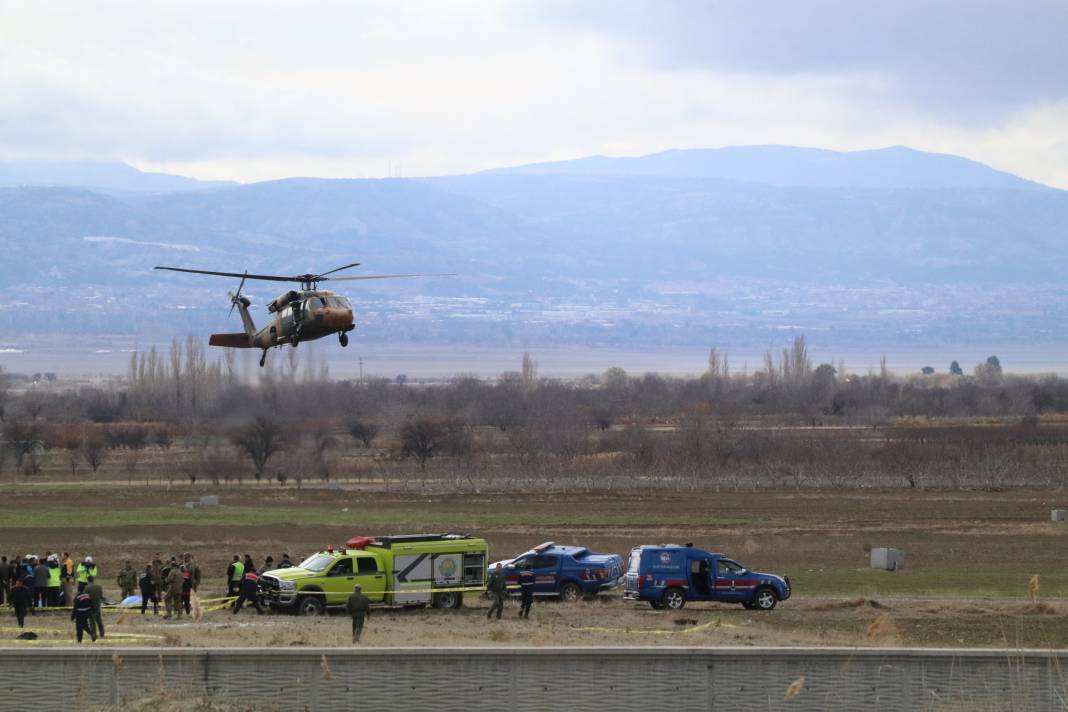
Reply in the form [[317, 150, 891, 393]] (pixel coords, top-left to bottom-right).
[[83, 575, 105, 639], [46, 555, 61, 606], [10, 578, 31, 628], [71, 590, 96, 643], [226, 555, 245, 599], [164, 564, 183, 619], [518, 564, 535, 618], [0, 555, 10, 606], [139, 564, 158, 615], [116, 560, 137, 600], [232, 571, 264, 615], [486, 563, 507, 620], [75, 556, 98, 594], [346, 584, 371, 643]]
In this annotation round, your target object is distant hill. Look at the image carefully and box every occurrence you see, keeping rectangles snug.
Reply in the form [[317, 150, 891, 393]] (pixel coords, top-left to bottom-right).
[[484, 145, 1052, 191], [1, 146, 1066, 352], [0, 160, 236, 194]]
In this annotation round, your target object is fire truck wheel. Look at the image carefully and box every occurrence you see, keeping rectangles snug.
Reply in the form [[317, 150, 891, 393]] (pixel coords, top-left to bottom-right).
[[297, 595, 324, 616], [559, 582, 582, 603], [753, 587, 778, 610], [663, 588, 686, 610], [433, 591, 461, 610]]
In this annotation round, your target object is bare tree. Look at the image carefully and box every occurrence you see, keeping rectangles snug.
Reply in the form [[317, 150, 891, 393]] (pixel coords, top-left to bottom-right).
[[347, 419, 380, 448], [79, 426, 108, 472], [400, 417, 446, 471], [231, 416, 287, 480]]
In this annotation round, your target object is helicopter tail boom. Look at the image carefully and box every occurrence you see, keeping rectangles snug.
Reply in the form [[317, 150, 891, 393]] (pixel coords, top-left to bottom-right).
[[209, 333, 255, 348]]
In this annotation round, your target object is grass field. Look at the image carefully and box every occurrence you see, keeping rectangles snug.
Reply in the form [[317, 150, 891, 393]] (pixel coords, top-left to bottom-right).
[[2, 482, 1068, 647]]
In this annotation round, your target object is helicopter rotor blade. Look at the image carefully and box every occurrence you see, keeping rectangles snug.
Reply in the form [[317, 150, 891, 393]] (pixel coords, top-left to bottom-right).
[[315, 262, 361, 279], [155, 266, 296, 283], [327, 273, 458, 282], [227, 270, 249, 319]]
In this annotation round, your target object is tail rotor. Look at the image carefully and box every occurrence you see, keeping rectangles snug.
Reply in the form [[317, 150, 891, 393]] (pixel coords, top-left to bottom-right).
[[228, 271, 249, 318]]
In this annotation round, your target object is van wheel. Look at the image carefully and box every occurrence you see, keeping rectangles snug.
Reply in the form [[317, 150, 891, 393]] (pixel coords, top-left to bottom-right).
[[297, 595, 324, 616], [433, 591, 461, 610], [663, 588, 686, 610], [753, 587, 778, 611]]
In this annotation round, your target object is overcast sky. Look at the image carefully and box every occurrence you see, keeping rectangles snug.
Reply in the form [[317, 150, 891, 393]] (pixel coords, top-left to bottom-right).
[[2, 0, 1067, 187]]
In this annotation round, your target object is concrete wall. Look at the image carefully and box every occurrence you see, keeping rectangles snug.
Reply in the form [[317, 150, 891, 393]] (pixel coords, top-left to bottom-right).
[[1, 646, 1065, 711]]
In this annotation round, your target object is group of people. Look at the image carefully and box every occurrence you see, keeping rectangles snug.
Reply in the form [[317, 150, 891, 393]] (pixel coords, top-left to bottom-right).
[[131, 553, 203, 620], [486, 562, 536, 620], [0, 553, 100, 626], [226, 552, 295, 616]]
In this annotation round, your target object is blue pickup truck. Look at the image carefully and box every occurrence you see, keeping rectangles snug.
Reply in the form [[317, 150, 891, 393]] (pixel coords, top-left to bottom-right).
[[489, 542, 625, 602], [623, 544, 791, 610]]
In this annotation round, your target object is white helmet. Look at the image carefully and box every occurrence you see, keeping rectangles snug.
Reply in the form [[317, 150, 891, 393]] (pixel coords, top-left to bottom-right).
[[85, 555, 94, 564]]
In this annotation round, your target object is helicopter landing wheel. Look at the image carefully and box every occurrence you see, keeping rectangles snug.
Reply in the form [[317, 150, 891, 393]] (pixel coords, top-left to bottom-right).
[[259, 351, 267, 368], [339, 332, 349, 347]]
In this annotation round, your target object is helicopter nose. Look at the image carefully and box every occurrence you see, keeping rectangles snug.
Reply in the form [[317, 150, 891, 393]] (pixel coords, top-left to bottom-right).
[[323, 308, 354, 330]]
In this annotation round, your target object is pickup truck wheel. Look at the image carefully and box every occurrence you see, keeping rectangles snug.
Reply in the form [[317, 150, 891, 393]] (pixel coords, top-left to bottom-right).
[[433, 591, 461, 610], [560, 582, 582, 603], [753, 587, 778, 611], [663, 588, 686, 610], [649, 600, 665, 610], [297, 595, 324, 616]]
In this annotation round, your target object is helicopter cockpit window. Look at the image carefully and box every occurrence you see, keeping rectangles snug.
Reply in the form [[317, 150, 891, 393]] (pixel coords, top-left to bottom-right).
[[323, 296, 350, 309]]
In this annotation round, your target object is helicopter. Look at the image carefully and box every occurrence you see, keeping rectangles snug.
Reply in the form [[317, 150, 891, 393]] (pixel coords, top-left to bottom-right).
[[155, 263, 452, 367]]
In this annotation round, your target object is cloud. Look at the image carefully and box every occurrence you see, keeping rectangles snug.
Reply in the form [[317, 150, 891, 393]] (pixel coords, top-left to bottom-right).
[[0, 1, 1066, 188], [545, 0, 1068, 121]]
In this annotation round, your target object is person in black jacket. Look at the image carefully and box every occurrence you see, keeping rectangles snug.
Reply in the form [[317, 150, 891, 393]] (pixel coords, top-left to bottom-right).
[[10, 578, 31, 628], [518, 564, 535, 619], [232, 571, 264, 615], [0, 556, 9, 606], [71, 591, 96, 643], [139, 565, 158, 615]]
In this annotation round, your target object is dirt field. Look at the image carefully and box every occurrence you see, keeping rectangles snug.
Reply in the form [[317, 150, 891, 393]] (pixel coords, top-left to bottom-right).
[[2, 483, 1068, 648]]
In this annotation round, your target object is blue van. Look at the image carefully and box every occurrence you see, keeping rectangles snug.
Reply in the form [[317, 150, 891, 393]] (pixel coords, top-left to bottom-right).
[[623, 544, 790, 610]]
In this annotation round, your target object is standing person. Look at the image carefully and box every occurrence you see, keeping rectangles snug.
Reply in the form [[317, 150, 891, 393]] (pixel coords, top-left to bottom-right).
[[46, 555, 61, 607], [116, 561, 137, 600], [61, 552, 76, 605], [346, 584, 370, 643], [164, 564, 183, 620], [226, 555, 244, 599], [71, 590, 96, 643], [150, 557, 164, 608], [518, 564, 535, 619], [279, 553, 294, 569], [232, 571, 264, 615], [83, 575, 105, 639], [139, 565, 158, 616], [0, 555, 9, 606], [32, 557, 50, 609], [262, 556, 275, 574], [486, 563, 507, 621], [184, 553, 202, 593], [180, 556, 194, 615], [243, 554, 257, 575], [10, 578, 31, 628], [76, 556, 98, 593]]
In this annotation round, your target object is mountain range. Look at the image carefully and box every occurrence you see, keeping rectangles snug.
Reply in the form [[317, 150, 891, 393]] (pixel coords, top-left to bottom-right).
[[0, 146, 1065, 357]]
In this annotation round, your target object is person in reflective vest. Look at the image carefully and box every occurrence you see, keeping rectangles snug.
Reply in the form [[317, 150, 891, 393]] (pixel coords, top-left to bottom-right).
[[226, 555, 244, 599], [47, 557, 62, 606], [76, 557, 98, 593]]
